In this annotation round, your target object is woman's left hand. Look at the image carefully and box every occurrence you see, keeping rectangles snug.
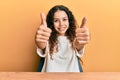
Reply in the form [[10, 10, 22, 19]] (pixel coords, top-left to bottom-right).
[[75, 17, 90, 50]]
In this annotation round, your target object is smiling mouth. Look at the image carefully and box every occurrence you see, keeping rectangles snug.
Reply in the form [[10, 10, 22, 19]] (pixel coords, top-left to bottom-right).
[[58, 27, 66, 31]]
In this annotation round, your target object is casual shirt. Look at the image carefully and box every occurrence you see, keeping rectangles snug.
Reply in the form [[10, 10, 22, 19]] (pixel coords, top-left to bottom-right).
[[37, 36, 84, 72]]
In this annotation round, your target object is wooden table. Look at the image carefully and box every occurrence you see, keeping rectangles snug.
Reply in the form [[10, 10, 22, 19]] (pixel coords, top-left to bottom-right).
[[0, 72, 120, 80]]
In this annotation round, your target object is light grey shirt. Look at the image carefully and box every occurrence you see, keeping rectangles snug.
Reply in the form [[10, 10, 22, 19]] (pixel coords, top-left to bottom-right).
[[37, 36, 84, 72]]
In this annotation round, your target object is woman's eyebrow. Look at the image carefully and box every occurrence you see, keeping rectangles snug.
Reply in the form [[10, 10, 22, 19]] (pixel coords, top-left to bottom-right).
[[54, 17, 68, 19]]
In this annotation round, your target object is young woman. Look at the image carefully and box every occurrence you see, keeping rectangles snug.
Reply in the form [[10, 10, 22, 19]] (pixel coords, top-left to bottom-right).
[[35, 5, 90, 72]]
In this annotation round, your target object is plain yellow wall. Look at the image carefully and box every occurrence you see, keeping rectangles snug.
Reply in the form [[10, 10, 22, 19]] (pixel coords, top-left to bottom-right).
[[0, 0, 120, 72]]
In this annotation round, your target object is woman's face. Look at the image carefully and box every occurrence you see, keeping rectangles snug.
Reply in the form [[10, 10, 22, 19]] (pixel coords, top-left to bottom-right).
[[53, 10, 69, 36]]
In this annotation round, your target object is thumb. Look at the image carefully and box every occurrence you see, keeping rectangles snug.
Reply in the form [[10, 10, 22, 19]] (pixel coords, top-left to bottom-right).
[[40, 12, 47, 27], [80, 17, 87, 28]]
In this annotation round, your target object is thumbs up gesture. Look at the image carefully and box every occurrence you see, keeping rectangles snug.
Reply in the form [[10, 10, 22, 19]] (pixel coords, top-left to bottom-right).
[[75, 17, 90, 50], [35, 13, 52, 49]]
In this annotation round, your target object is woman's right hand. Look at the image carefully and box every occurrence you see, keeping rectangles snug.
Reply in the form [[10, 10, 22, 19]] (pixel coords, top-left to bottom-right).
[[35, 13, 52, 49]]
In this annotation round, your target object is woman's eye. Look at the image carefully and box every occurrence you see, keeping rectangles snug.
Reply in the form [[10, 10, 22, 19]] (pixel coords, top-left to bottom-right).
[[63, 18, 68, 21], [54, 20, 58, 22]]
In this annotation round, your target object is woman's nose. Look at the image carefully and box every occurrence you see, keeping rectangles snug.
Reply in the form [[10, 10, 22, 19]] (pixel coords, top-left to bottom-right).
[[59, 20, 64, 26]]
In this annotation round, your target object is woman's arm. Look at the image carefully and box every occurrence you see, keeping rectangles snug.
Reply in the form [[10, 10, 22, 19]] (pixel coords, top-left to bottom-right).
[[37, 43, 48, 57]]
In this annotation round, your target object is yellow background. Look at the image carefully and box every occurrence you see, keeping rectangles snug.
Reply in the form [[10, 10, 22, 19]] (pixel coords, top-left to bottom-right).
[[0, 0, 120, 71]]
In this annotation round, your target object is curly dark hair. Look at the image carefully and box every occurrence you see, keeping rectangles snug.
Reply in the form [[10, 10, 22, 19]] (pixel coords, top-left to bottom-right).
[[46, 5, 78, 57]]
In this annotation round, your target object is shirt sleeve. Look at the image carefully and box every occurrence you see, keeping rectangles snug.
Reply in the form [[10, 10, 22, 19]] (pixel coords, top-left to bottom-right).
[[37, 42, 49, 57], [76, 47, 85, 58]]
